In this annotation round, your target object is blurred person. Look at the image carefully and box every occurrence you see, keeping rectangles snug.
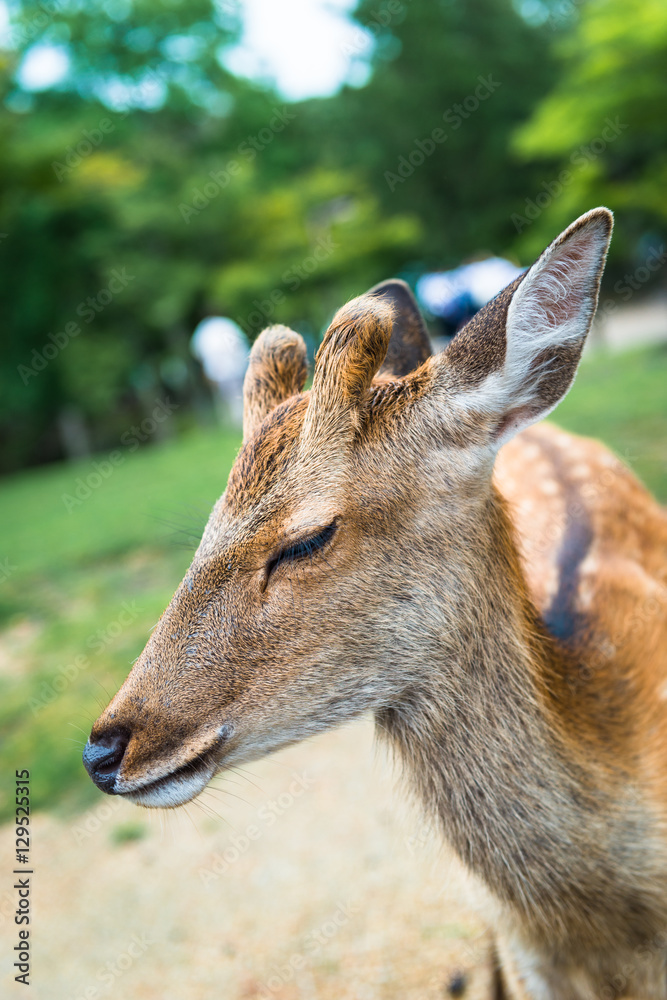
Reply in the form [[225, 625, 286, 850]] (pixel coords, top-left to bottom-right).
[[190, 316, 250, 427], [417, 257, 524, 343]]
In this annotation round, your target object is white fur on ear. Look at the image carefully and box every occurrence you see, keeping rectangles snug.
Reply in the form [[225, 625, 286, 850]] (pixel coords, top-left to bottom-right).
[[454, 208, 613, 446], [504, 208, 612, 393]]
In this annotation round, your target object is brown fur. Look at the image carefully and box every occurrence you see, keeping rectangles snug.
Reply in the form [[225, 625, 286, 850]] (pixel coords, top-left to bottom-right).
[[243, 324, 308, 442], [85, 209, 667, 999], [370, 278, 433, 377]]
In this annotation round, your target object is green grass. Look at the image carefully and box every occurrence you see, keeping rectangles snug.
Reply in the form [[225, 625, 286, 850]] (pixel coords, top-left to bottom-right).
[[0, 424, 241, 587], [555, 344, 667, 500], [111, 821, 148, 844], [0, 345, 665, 821]]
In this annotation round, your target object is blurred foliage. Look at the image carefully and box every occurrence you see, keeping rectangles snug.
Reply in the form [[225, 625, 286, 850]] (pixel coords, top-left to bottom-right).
[[0, 0, 666, 473], [512, 0, 667, 259], [297, 0, 561, 263]]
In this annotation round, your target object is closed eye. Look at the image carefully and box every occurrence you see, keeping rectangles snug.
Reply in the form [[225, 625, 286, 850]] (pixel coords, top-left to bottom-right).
[[264, 518, 338, 587]]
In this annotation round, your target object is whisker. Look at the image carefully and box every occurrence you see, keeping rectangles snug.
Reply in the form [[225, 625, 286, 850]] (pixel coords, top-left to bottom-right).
[[204, 784, 255, 809], [68, 722, 91, 738]]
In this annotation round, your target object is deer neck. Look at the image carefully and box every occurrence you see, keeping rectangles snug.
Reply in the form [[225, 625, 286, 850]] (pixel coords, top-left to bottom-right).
[[377, 488, 652, 944]]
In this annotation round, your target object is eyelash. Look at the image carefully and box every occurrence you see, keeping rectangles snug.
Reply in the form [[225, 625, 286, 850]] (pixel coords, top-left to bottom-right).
[[264, 519, 338, 585]]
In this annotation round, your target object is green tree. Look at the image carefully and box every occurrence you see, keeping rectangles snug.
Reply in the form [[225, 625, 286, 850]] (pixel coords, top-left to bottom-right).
[[511, 0, 667, 262], [0, 1, 421, 472], [295, 0, 559, 265]]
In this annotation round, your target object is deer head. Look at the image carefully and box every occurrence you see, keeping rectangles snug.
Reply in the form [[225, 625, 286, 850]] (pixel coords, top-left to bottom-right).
[[83, 208, 612, 808]]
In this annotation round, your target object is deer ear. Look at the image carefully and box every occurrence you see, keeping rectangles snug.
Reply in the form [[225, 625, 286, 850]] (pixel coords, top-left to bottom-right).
[[367, 279, 432, 376], [440, 207, 613, 447], [242, 325, 308, 442], [304, 295, 393, 439]]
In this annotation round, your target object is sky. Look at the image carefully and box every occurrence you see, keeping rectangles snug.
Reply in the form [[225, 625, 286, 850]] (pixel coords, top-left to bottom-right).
[[7, 0, 374, 101], [221, 0, 374, 101]]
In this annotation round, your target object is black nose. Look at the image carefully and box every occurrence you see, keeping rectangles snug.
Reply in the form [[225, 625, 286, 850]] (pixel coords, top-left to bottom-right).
[[82, 729, 130, 793]]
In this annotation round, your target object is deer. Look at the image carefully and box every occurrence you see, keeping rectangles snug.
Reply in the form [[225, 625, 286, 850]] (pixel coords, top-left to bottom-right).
[[83, 207, 667, 999]]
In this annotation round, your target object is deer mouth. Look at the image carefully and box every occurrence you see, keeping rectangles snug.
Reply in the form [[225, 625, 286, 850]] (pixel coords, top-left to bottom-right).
[[116, 727, 236, 808], [84, 723, 234, 807], [116, 754, 216, 808]]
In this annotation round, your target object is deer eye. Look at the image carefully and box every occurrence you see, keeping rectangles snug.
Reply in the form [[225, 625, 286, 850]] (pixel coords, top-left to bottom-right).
[[264, 519, 338, 587]]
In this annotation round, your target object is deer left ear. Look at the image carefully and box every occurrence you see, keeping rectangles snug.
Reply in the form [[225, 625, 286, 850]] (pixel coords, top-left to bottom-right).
[[243, 325, 308, 442], [441, 207, 613, 447]]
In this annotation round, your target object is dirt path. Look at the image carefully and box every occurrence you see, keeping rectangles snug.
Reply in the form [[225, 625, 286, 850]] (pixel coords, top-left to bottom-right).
[[1, 718, 494, 1000]]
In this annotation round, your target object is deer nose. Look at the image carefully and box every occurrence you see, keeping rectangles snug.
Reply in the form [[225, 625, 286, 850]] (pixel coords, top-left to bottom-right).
[[82, 729, 130, 793]]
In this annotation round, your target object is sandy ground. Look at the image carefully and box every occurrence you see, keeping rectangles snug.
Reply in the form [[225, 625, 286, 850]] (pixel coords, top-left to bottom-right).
[[1, 718, 495, 1000]]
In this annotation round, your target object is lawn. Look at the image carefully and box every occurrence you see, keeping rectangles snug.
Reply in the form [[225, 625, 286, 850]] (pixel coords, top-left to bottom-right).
[[555, 344, 667, 500], [0, 344, 665, 821]]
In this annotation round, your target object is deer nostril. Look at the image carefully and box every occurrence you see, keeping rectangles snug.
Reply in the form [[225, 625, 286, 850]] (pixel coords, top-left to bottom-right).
[[82, 728, 130, 794]]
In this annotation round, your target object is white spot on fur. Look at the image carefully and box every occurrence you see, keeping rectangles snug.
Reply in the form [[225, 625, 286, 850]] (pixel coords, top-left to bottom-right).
[[580, 554, 600, 576], [539, 479, 559, 496], [578, 580, 595, 609]]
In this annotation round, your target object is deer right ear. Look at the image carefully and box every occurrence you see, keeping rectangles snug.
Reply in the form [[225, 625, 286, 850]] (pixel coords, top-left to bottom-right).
[[243, 325, 308, 442], [431, 207, 613, 449]]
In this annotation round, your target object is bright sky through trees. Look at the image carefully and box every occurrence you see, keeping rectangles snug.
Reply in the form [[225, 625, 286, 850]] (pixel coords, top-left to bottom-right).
[[222, 0, 373, 100], [5, 0, 373, 100]]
